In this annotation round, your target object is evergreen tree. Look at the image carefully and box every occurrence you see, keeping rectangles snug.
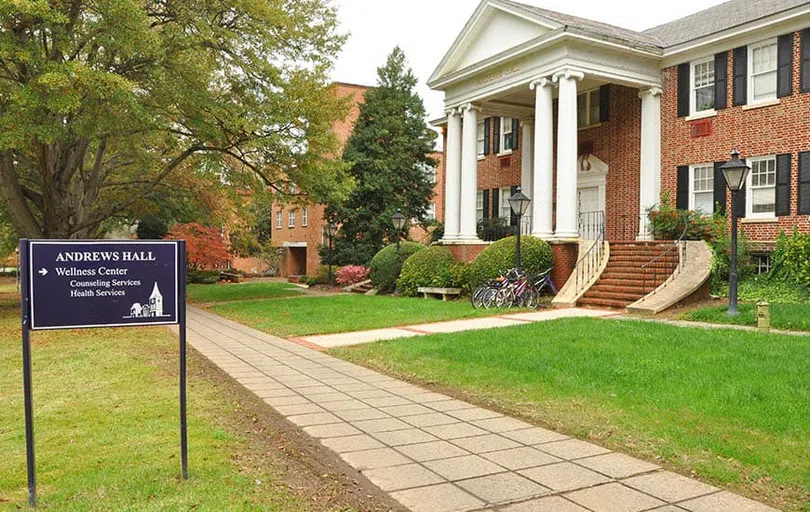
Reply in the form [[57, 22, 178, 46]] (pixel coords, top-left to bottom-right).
[[324, 47, 437, 265]]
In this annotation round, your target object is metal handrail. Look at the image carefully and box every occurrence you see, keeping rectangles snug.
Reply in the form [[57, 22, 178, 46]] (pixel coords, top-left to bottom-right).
[[574, 211, 606, 296], [641, 211, 689, 295]]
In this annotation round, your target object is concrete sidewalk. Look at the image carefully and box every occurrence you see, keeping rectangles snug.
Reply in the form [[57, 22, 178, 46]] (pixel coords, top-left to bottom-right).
[[184, 307, 777, 512], [298, 307, 618, 348]]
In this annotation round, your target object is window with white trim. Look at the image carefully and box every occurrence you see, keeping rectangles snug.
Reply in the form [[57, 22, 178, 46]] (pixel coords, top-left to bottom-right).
[[749, 39, 778, 103], [691, 57, 715, 114], [576, 89, 600, 127], [500, 188, 512, 221], [288, 211, 295, 228], [748, 156, 776, 217], [426, 203, 436, 221], [689, 164, 714, 213], [500, 117, 514, 153], [421, 162, 437, 184], [302, 208, 308, 227], [754, 254, 772, 275], [476, 190, 484, 221], [476, 121, 485, 156], [276, 211, 282, 229]]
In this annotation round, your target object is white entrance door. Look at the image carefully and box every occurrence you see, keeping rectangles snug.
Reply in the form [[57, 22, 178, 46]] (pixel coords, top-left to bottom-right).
[[578, 186, 603, 239]]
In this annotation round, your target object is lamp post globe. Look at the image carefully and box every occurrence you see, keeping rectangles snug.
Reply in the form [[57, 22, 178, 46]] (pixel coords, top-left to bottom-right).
[[720, 149, 751, 316], [508, 187, 531, 273]]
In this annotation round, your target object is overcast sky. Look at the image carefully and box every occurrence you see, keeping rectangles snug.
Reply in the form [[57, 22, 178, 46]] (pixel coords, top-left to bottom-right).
[[331, 0, 729, 122]]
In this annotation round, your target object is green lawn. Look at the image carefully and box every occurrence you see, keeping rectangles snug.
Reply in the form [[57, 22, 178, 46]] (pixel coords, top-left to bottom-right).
[[0, 303, 315, 510], [209, 294, 511, 338], [331, 318, 810, 511], [683, 302, 810, 332], [187, 281, 303, 304]]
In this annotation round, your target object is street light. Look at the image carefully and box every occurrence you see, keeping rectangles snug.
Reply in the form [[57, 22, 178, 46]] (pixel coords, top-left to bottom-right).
[[508, 187, 531, 273], [720, 149, 751, 316], [391, 210, 407, 254], [327, 222, 337, 287]]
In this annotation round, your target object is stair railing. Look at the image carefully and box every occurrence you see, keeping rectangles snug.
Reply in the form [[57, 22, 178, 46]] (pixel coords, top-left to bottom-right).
[[574, 211, 606, 297], [641, 211, 689, 295]]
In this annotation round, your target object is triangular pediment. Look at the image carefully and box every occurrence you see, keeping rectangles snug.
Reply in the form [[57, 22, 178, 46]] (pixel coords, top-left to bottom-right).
[[429, 0, 559, 87]]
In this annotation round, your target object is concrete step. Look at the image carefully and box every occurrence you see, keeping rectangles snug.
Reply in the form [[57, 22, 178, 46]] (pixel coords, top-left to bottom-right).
[[588, 284, 647, 295], [583, 289, 645, 302], [596, 278, 668, 288], [577, 296, 631, 308]]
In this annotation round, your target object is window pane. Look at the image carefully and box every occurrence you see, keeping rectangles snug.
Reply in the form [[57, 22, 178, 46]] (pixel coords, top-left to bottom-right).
[[695, 85, 715, 111], [589, 90, 600, 123], [752, 43, 777, 74], [694, 192, 714, 213], [693, 60, 715, 88], [577, 94, 587, 126], [503, 132, 513, 151], [502, 117, 512, 134], [753, 73, 776, 101], [752, 187, 775, 213], [501, 188, 511, 219], [693, 166, 714, 192]]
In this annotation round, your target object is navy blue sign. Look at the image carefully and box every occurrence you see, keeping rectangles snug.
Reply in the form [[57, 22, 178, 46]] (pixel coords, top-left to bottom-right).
[[28, 240, 180, 330]]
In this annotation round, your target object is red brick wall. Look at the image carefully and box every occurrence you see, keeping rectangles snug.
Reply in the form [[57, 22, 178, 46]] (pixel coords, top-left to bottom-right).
[[661, 31, 810, 244], [551, 242, 578, 292], [447, 243, 489, 264]]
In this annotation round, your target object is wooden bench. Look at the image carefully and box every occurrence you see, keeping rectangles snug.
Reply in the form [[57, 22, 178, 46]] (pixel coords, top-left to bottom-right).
[[417, 286, 462, 301], [219, 272, 243, 283]]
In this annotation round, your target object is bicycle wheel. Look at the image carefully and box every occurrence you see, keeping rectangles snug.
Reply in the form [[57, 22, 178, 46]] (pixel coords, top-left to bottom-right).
[[470, 285, 486, 308], [494, 287, 515, 308], [481, 287, 498, 309]]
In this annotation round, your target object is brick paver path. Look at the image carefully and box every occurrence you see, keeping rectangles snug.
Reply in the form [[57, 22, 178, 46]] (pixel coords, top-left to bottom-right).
[[186, 307, 778, 512]]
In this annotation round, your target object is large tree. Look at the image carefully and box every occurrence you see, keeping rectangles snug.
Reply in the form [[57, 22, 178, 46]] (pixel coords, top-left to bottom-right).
[[0, 0, 351, 239], [325, 47, 436, 265]]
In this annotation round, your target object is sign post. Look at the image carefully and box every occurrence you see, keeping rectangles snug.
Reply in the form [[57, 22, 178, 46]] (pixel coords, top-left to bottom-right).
[[18, 239, 188, 507]]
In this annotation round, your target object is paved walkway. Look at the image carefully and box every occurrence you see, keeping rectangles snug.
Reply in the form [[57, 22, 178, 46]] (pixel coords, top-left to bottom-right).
[[298, 308, 618, 348], [186, 307, 778, 512]]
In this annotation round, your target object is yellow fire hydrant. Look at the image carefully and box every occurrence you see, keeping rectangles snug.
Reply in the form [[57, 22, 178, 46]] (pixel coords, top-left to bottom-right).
[[756, 300, 770, 333]]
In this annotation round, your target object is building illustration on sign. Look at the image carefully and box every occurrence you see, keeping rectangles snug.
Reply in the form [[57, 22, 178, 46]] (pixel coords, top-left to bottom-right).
[[126, 282, 170, 319]]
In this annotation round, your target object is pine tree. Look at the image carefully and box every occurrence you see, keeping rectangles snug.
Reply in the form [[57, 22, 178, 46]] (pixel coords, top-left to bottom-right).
[[325, 47, 437, 265]]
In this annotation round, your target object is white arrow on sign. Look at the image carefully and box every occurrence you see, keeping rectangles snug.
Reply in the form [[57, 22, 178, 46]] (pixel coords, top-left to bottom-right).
[[38, 268, 48, 276]]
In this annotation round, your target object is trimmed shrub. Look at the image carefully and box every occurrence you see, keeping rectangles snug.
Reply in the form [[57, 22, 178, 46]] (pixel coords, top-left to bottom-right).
[[369, 242, 424, 293], [397, 246, 457, 297], [467, 236, 552, 289], [773, 227, 810, 286], [187, 269, 220, 284], [336, 265, 370, 286], [303, 265, 341, 286]]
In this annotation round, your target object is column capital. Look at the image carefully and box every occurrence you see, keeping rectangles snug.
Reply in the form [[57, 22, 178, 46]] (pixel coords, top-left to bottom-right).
[[529, 77, 554, 90], [638, 86, 663, 99], [552, 69, 585, 83], [459, 103, 482, 113], [519, 117, 533, 127], [445, 107, 460, 117]]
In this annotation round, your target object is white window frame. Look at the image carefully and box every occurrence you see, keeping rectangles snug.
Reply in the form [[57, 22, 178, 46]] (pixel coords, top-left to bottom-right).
[[288, 210, 296, 228], [748, 38, 778, 105], [754, 254, 772, 275], [302, 208, 308, 227], [690, 57, 716, 115], [499, 117, 514, 155], [688, 164, 715, 213], [476, 121, 485, 157], [499, 187, 512, 221], [276, 211, 282, 229], [426, 203, 436, 221], [576, 88, 601, 128], [476, 190, 484, 221], [746, 155, 777, 219]]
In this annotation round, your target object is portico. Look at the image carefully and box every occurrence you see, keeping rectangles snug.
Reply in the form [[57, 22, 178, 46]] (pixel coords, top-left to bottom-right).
[[431, 0, 665, 246]]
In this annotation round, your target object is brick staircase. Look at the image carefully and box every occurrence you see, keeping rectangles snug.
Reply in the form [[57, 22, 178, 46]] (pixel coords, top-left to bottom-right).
[[577, 241, 679, 309]]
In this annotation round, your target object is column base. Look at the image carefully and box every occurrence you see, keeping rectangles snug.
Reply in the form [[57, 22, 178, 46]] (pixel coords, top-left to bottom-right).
[[531, 230, 554, 241], [550, 232, 579, 243], [453, 235, 484, 244]]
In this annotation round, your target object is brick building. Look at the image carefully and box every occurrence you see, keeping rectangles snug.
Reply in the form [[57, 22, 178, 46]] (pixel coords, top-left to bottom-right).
[[272, 82, 444, 277], [430, 0, 810, 297]]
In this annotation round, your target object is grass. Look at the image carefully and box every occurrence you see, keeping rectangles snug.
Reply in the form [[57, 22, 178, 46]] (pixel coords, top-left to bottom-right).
[[0, 301, 315, 510], [187, 281, 303, 304], [683, 302, 810, 332], [331, 318, 810, 511], [209, 294, 512, 338]]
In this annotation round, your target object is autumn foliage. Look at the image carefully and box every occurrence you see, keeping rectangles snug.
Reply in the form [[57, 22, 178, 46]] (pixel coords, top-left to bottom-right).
[[167, 223, 229, 270]]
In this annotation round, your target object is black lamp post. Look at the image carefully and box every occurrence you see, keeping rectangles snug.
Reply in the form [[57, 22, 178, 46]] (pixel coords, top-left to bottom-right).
[[392, 210, 407, 255], [720, 149, 751, 316], [508, 187, 531, 273], [327, 222, 337, 287]]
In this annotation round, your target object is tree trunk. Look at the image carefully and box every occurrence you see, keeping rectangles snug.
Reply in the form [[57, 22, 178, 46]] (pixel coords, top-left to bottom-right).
[[0, 152, 43, 239]]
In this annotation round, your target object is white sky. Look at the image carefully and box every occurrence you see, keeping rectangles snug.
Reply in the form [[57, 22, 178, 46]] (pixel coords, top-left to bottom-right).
[[331, 0, 729, 122]]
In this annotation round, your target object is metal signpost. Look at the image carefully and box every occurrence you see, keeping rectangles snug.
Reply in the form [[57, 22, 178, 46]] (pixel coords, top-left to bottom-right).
[[18, 239, 188, 507]]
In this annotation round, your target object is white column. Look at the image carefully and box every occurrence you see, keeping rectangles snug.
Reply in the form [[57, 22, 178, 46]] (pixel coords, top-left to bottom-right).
[[442, 108, 462, 241], [520, 119, 533, 233], [458, 103, 481, 241], [530, 78, 555, 239], [638, 87, 662, 240], [553, 69, 584, 240]]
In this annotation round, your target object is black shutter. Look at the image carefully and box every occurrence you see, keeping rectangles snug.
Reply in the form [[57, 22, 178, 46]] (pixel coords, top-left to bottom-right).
[[512, 118, 520, 151], [482, 189, 490, 219], [799, 152, 810, 214], [483, 118, 491, 156], [713, 162, 727, 214], [777, 34, 794, 98], [492, 188, 500, 220], [733, 46, 748, 106], [493, 117, 501, 154], [714, 52, 728, 110], [677, 63, 690, 117], [734, 159, 747, 218], [599, 84, 610, 122], [676, 166, 689, 210], [802, 29, 810, 93], [510, 185, 518, 226], [776, 153, 792, 216]]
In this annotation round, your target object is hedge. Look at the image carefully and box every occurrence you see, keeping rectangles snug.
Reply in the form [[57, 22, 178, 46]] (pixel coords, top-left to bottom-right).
[[397, 246, 457, 297], [369, 242, 424, 293], [467, 236, 552, 288]]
